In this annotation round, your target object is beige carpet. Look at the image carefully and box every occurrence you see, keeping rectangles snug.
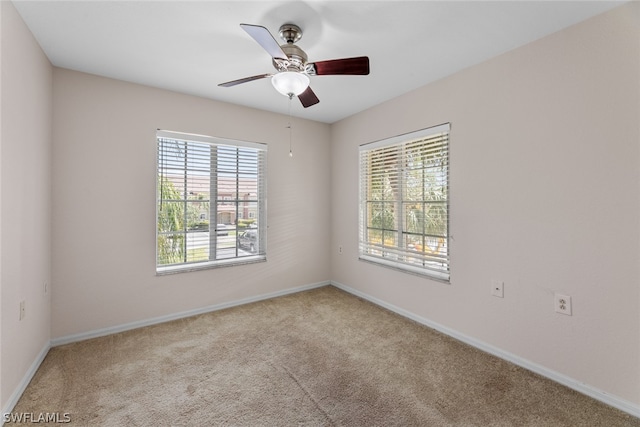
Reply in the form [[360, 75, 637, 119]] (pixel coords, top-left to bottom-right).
[[11, 286, 640, 426]]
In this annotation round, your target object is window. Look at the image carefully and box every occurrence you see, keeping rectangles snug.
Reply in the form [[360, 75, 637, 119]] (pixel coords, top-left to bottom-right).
[[156, 130, 267, 274], [359, 123, 450, 281]]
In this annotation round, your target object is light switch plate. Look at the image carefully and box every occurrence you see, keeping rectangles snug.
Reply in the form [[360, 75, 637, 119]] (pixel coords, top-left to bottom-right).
[[491, 280, 504, 298]]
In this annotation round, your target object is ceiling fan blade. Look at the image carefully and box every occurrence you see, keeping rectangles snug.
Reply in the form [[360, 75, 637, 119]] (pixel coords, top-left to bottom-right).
[[218, 74, 272, 87], [240, 24, 287, 60], [308, 56, 370, 76], [298, 86, 320, 108]]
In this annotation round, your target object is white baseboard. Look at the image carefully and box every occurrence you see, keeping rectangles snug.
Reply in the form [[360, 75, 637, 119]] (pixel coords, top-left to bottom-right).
[[51, 280, 330, 347], [330, 280, 640, 419], [11, 280, 637, 422], [1, 342, 50, 426]]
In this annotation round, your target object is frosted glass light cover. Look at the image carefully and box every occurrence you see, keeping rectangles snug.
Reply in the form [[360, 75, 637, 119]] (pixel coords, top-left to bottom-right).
[[271, 72, 310, 96]]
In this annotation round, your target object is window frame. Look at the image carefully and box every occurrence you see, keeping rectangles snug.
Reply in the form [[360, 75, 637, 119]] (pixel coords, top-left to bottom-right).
[[358, 123, 450, 282], [156, 130, 267, 275]]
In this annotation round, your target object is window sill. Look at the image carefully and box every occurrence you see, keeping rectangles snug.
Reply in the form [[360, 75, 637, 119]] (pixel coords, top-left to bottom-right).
[[156, 255, 266, 275], [358, 254, 450, 283]]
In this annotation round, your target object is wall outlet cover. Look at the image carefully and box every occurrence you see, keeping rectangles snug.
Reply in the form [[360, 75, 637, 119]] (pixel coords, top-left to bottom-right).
[[555, 294, 572, 315]]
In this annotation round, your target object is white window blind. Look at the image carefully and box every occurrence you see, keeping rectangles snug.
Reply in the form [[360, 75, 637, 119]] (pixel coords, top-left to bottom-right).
[[359, 123, 450, 281], [156, 130, 267, 274]]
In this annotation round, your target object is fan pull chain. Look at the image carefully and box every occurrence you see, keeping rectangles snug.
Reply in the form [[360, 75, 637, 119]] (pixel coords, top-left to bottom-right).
[[287, 93, 293, 157]]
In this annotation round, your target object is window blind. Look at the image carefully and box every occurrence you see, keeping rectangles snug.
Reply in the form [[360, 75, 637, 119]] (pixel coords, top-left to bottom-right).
[[359, 123, 450, 281], [156, 130, 267, 274]]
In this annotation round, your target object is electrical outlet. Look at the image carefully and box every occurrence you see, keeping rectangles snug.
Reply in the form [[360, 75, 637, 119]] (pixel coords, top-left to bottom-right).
[[44, 281, 48, 294], [491, 280, 504, 298], [339, 246, 343, 254], [19, 300, 26, 320], [555, 294, 572, 315]]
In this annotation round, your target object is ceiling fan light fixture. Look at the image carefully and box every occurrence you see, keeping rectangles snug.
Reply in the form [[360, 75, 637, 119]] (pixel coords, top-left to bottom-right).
[[271, 71, 309, 97]]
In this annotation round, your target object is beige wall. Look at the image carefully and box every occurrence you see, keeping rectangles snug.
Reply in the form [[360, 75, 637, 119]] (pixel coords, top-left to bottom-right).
[[51, 69, 331, 338], [331, 2, 639, 406], [0, 0, 52, 411]]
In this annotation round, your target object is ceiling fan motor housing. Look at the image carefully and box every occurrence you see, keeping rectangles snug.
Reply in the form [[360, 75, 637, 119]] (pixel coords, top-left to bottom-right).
[[273, 44, 308, 72], [272, 24, 308, 72]]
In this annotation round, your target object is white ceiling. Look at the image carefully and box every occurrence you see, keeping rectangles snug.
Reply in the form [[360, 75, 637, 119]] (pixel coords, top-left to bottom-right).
[[13, 1, 623, 123]]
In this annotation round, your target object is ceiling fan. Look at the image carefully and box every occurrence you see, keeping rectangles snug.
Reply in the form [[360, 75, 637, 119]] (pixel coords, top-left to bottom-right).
[[218, 23, 370, 108]]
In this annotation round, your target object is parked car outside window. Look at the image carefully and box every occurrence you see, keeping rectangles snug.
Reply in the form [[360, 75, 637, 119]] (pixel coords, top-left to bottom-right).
[[239, 229, 258, 253]]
